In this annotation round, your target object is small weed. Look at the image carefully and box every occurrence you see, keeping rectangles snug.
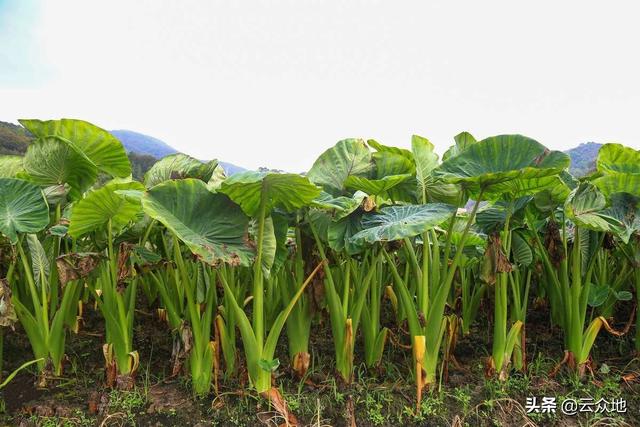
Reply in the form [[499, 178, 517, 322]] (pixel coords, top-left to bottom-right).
[[449, 385, 472, 415], [27, 409, 94, 427], [107, 389, 147, 424], [363, 393, 386, 425]]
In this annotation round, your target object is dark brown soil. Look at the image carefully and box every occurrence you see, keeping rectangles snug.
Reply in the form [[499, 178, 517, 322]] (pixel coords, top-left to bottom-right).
[[1, 297, 638, 426]]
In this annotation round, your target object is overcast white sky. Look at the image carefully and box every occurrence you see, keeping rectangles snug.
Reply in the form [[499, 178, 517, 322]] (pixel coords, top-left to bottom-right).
[[1, 0, 639, 171]]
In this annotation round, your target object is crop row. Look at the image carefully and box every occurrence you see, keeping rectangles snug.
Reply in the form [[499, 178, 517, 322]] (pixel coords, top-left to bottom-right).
[[0, 119, 638, 423]]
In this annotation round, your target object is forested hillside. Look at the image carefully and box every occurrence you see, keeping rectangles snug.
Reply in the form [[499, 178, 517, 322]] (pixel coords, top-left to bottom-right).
[[0, 121, 31, 155]]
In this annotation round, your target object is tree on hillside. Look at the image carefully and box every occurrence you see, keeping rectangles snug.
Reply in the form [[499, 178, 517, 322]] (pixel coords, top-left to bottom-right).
[[0, 121, 30, 155]]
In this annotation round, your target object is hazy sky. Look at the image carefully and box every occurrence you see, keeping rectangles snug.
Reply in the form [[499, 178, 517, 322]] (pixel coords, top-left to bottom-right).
[[1, 1, 639, 171]]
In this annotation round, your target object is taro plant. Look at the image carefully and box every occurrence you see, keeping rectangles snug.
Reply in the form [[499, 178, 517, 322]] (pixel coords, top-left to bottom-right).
[[18, 119, 132, 181], [306, 193, 383, 380], [143, 153, 219, 189], [68, 181, 144, 389], [215, 263, 251, 379], [593, 144, 640, 354], [2, 118, 133, 386], [11, 234, 88, 387], [140, 153, 232, 388], [0, 178, 52, 383], [451, 222, 487, 336], [435, 134, 570, 380], [218, 171, 321, 420], [0, 276, 42, 390], [142, 178, 254, 396], [277, 223, 315, 378], [349, 202, 458, 398], [309, 220, 382, 382], [360, 249, 390, 368], [306, 138, 417, 380], [1, 184, 82, 387], [527, 182, 623, 376], [476, 198, 535, 372]]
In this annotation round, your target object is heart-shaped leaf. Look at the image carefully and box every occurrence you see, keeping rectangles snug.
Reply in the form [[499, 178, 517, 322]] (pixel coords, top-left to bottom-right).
[[20, 119, 131, 178], [350, 203, 456, 244], [142, 179, 254, 266], [0, 178, 50, 243], [307, 139, 372, 196]]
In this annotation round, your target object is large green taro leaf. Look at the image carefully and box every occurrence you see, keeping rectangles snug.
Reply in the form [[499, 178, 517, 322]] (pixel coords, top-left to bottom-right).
[[565, 183, 620, 232], [206, 164, 227, 191], [307, 139, 373, 195], [411, 135, 466, 205], [367, 139, 416, 202], [144, 153, 218, 188], [219, 171, 321, 217], [344, 174, 411, 196], [475, 197, 531, 233], [367, 139, 414, 160], [411, 134, 463, 205], [594, 173, 640, 198], [0, 178, 50, 243], [313, 192, 368, 254], [22, 137, 97, 200], [311, 191, 367, 220], [603, 193, 640, 244], [442, 131, 477, 162], [142, 179, 254, 266], [532, 171, 577, 214], [68, 181, 144, 238], [596, 143, 640, 175], [368, 139, 415, 177], [434, 134, 569, 200], [350, 203, 456, 244], [0, 156, 24, 178], [19, 118, 131, 178], [328, 212, 365, 254], [446, 216, 486, 248], [412, 135, 439, 201]]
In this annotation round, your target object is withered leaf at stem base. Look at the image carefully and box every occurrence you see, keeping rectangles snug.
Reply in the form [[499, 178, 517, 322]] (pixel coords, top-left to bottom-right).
[[480, 233, 513, 285], [56, 252, 102, 286], [0, 278, 17, 329]]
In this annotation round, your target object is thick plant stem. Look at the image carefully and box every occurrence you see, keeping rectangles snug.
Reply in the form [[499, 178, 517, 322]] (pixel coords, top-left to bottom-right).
[[309, 221, 352, 383], [510, 269, 531, 372], [423, 192, 484, 385], [568, 228, 583, 368], [251, 191, 270, 393], [16, 242, 48, 374], [387, 192, 484, 401], [413, 335, 426, 412], [288, 227, 311, 377], [253, 191, 267, 352], [491, 211, 512, 378]]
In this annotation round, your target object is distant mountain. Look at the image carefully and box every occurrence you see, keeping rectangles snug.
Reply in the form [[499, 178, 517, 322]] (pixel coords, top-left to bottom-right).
[[110, 130, 179, 158], [110, 129, 246, 175], [565, 142, 602, 177], [217, 161, 247, 176]]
